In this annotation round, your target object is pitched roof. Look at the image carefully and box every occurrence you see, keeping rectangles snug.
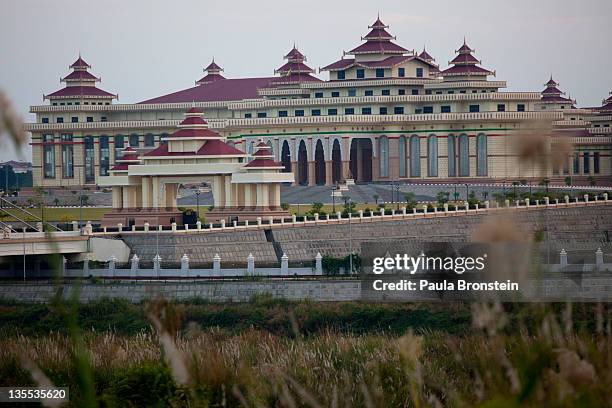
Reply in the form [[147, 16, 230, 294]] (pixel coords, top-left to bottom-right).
[[70, 56, 91, 69], [44, 86, 117, 99], [139, 77, 276, 103], [144, 139, 245, 157], [205, 60, 223, 71], [440, 65, 494, 76], [418, 48, 434, 61], [348, 40, 408, 55], [321, 58, 355, 71], [61, 70, 99, 81]]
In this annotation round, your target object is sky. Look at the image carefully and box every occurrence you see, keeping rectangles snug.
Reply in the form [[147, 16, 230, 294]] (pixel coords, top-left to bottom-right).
[[0, 0, 610, 161]]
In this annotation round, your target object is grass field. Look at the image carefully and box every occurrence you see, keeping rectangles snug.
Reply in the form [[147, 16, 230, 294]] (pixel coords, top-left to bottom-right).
[[0, 298, 609, 407]]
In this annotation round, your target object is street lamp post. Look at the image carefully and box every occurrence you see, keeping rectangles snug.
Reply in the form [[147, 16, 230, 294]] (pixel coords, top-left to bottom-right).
[[465, 183, 469, 202], [195, 190, 200, 221], [395, 184, 400, 210], [348, 197, 353, 274], [331, 185, 336, 213]]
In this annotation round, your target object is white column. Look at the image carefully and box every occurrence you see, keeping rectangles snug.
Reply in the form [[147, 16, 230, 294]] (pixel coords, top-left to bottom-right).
[[112, 187, 123, 209], [152, 177, 159, 209], [213, 176, 223, 208], [122, 187, 130, 208], [272, 184, 281, 207], [244, 183, 253, 208], [141, 177, 150, 208], [224, 176, 233, 208]]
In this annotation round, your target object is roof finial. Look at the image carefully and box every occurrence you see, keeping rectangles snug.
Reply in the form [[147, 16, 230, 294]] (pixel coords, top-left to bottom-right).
[[463, 36, 467, 45]]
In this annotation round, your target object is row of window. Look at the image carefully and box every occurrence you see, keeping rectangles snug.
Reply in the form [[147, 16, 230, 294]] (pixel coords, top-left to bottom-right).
[[42, 116, 102, 124], [51, 101, 110, 106], [42, 133, 168, 179], [379, 134, 488, 178], [311, 88, 496, 99], [336, 67, 423, 80], [245, 104, 525, 118]]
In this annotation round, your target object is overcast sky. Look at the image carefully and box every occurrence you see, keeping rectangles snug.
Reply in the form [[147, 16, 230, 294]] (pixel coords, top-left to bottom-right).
[[1, 0, 610, 161]]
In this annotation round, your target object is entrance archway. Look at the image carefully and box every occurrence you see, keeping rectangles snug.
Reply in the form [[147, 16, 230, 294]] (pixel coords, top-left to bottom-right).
[[281, 140, 291, 172], [297, 140, 308, 185], [332, 139, 342, 183], [349, 138, 373, 182], [314, 139, 326, 185]]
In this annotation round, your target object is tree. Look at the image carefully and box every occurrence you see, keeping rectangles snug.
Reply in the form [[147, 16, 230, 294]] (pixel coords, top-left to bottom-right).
[[308, 202, 324, 216], [53, 198, 60, 206], [373, 194, 379, 204], [80, 195, 90, 206], [342, 197, 355, 215], [564, 176, 572, 186], [403, 192, 417, 209], [588, 176, 596, 187], [481, 191, 489, 200], [436, 191, 449, 204], [453, 191, 460, 201], [280, 202, 290, 211]]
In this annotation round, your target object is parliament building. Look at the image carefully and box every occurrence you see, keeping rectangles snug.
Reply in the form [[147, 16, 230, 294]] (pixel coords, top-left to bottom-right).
[[26, 16, 612, 190]]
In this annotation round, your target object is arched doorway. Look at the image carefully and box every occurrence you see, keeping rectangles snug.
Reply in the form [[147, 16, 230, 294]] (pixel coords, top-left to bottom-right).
[[331, 139, 342, 183], [314, 139, 326, 185], [349, 138, 372, 182], [297, 140, 308, 185], [281, 140, 291, 172]]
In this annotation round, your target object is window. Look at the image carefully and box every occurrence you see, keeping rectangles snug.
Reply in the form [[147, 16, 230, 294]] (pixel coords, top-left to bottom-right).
[[447, 135, 456, 177], [328, 108, 338, 115], [423, 106, 433, 114], [129, 134, 139, 147], [469, 105, 480, 113], [410, 135, 420, 177], [416, 67, 423, 78], [583, 152, 590, 174], [114, 135, 124, 159], [337, 70, 345, 80], [517, 104, 525, 112], [379, 136, 389, 177], [84, 136, 95, 183], [244, 113, 252, 118], [425, 89, 432, 95], [476, 134, 487, 176], [101, 116, 107, 122], [144, 134, 155, 147], [398, 67, 405, 77], [379, 107, 388, 115], [399, 136, 407, 177], [497, 104, 505, 112], [441, 106, 451, 113], [348, 89, 356, 97], [295, 110, 304, 117], [398, 89, 406, 95], [42, 134, 55, 179], [448, 91, 454, 94], [382, 89, 390, 96], [365, 90, 373, 96], [311, 109, 321, 116], [427, 135, 438, 177], [356, 69, 365, 79], [376, 68, 385, 78], [61, 134, 74, 178], [71, 116, 78, 123], [573, 153, 580, 174], [42, 118, 49, 124], [414, 108, 423, 114], [99, 136, 109, 176], [411, 89, 419, 95], [331, 91, 340, 98], [594, 152, 600, 174], [344, 108, 355, 115], [56, 117, 64, 123], [361, 107, 372, 115], [394, 106, 404, 114], [86, 116, 93, 122], [257, 112, 267, 118], [279, 110, 288, 117], [459, 134, 469, 176], [314, 92, 323, 98]]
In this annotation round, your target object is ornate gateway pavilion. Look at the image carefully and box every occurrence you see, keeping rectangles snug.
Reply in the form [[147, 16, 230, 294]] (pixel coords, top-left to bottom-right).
[[27, 16, 611, 193]]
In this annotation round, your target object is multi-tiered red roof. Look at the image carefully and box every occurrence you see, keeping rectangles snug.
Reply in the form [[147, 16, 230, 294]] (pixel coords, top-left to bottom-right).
[[44, 55, 117, 100], [418, 46, 439, 75], [347, 16, 409, 55], [111, 147, 140, 172], [271, 46, 321, 85], [245, 141, 284, 169], [540, 76, 575, 105], [145, 108, 245, 157], [196, 59, 226, 85], [440, 40, 494, 78]]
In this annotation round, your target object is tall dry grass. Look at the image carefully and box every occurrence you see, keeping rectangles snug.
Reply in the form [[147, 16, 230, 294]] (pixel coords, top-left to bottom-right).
[[0, 301, 610, 407]]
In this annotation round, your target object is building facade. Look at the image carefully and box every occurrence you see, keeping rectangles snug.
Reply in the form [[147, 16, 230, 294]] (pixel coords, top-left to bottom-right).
[[26, 17, 612, 189]]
